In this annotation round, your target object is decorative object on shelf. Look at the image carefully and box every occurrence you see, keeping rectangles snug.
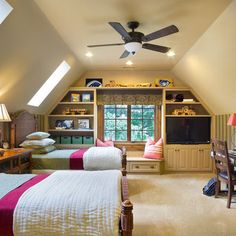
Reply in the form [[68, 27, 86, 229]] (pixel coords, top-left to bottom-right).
[[227, 113, 236, 150], [155, 78, 174, 87], [78, 119, 90, 129], [63, 108, 71, 115], [86, 78, 103, 87], [105, 80, 117, 87], [166, 94, 173, 101], [136, 83, 152, 87], [55, 120, 74, 129], [71, 93, 80, 102], [82, 94, 91, 102], [173, 94, 184, 102], [172, 106, 196, 116], [70, 108, 87, 115]]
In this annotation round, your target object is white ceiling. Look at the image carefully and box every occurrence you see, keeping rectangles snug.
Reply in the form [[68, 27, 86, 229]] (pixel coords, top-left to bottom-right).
[[34, 0, 231, 70]]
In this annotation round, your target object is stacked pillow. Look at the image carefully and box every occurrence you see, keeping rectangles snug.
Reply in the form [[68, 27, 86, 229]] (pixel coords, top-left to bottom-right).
[[143, 137, 163, 159], [96, 138, 114, 147], [20, 132, 56, 154]]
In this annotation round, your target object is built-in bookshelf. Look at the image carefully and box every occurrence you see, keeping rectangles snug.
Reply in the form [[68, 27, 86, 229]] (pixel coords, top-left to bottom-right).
[[47, 87, 97, 148]]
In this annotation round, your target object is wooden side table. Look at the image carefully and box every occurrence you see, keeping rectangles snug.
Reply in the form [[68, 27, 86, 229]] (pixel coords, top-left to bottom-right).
[[0, 148, 32, 174]]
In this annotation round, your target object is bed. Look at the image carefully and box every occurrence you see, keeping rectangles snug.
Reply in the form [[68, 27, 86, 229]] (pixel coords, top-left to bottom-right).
[[0, 170, 133, 236], [10, 111, 127, 173]]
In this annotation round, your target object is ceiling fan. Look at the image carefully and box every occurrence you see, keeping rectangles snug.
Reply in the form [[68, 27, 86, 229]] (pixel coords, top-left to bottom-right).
[[87, 21, 179, 59]]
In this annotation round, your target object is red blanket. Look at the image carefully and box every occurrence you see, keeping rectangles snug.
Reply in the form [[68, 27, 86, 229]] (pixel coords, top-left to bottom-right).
[[0, 174, 49, 236], [69, 148, 88, 169]]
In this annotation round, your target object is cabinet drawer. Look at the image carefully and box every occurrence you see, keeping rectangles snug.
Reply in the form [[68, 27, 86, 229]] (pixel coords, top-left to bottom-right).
[[129, 161, 160, 173]]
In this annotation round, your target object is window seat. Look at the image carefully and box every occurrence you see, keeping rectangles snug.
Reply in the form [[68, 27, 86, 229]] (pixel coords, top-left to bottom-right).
[[127, 151, 164, 174]]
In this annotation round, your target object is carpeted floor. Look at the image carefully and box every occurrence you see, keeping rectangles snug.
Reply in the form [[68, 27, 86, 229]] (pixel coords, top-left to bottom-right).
[[128, 173, 236, 236]]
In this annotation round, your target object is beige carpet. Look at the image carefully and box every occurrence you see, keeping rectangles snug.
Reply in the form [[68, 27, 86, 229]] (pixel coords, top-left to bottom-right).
[[128, 173, 236, 236]]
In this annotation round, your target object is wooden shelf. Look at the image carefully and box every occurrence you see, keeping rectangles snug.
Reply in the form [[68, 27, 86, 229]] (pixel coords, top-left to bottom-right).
[[48, 114, 94, 117], [165, 102, 201, 105], [58, 102, 94, 105], [48, 129, 94, 132], [165, 115, 211, 117]]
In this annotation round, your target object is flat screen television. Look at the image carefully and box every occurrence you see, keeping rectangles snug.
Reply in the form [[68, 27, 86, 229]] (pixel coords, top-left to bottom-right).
[[166, 117, 211, 144]]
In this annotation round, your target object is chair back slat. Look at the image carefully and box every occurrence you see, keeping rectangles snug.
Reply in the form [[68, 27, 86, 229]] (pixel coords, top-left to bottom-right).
[[211, 139, 232, 179]]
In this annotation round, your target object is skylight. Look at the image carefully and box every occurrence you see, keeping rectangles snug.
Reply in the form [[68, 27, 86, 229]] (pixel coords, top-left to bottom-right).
[[28, 60, 71, 107], [0, 0, 13, 24]]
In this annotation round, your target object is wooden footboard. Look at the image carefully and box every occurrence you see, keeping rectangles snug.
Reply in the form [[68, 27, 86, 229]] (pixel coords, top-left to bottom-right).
[[121, 175, 133, 236], [121, 146, 127, 176]]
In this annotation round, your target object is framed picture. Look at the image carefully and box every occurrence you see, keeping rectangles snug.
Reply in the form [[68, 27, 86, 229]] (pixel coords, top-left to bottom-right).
[[71, 93, 80, 102], [55, 120, 74, 129], [78, 119, 90, 129], [82, 93, 91, 102], [86, 78, 103, 87]]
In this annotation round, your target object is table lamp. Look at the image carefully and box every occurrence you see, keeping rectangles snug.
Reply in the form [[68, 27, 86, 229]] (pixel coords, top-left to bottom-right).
[[0, 104, 11, 150], [227, 113, 236, 150]]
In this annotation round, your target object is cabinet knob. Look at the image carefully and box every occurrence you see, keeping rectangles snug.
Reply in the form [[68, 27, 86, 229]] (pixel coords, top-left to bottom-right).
[[135, 165, 139, 169], [150, 166, 155, 169]]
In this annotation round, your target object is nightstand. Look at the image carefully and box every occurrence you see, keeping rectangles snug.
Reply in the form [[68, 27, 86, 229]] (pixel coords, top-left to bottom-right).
[[0, 148, 32, 174]]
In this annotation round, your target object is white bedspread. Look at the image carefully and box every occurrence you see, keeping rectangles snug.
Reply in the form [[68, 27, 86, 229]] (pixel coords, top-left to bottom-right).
[[13, 170, 122, 236], [83, 147, 122, 170]]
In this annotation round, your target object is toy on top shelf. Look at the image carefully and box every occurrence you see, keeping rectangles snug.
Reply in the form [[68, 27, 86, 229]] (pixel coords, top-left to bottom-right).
[[172, 106, 196, 116]]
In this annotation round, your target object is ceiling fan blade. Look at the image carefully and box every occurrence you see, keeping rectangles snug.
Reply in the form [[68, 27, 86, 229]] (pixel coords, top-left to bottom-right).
[[142, 25, 179, 42], [142, 43, 170, 53], [120, 50, 130, 59], [109, 22, 132, 41], [87, 43, 124, 48]]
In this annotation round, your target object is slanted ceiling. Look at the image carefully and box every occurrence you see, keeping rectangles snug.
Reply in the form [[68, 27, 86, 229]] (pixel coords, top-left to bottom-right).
[[173, 0, 236, 115], [0, 0, 235, 115], [0, 0, 85, 114]]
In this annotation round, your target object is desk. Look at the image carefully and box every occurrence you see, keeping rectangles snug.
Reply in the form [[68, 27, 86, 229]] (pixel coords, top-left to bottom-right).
[[0, 148, 32, 174]]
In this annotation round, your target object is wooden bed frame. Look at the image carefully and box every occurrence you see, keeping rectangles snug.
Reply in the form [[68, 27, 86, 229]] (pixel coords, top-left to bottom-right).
[[10, 110, 127, 171], [9, 111, 133, 235]]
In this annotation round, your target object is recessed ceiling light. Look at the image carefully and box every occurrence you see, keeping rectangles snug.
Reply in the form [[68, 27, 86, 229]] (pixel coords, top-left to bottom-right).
[[85, 52, 93, 57], [126, 60, 133, 65], [167, 50, 175, 57]]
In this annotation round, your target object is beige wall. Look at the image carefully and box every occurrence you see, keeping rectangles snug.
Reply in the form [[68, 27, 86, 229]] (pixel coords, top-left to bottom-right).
[[0, 0, 85, 114], [173, 0, 236, 115], [74, 70, 186, 87]]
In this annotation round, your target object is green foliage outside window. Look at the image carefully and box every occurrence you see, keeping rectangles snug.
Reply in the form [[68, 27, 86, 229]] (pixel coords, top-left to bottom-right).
[[104, 105, 155, 141]]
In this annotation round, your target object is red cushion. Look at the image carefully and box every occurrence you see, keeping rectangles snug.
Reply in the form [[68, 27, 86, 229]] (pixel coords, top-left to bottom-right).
[[96, 138, 114, 147], [143, 137, 163, 159]]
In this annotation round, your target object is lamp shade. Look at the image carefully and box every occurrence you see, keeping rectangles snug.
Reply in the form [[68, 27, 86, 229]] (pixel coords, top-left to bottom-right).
[[227, 113, 236, 126], [0, 104, 11, 122]]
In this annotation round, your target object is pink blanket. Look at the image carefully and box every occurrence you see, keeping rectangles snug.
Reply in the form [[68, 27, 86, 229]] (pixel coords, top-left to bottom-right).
[[69, 148, 88, 169], [0, 174, 49, 236]]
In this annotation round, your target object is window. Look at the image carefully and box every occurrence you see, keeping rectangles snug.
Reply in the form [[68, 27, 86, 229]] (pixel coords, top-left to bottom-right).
[[0, 0, 13, 24], [28, 60, 70, 107], [104, 105, 156, 142]]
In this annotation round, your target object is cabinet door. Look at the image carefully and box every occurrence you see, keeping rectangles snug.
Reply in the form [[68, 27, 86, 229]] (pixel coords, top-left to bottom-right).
[[176, 148, 189, 170], [198, 147, 212, 171], [165, 147, 176, 170]]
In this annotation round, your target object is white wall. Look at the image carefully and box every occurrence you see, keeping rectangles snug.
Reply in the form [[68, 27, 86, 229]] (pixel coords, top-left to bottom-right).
[[173, 0, 236, 115], [0, 0, 85, 114]]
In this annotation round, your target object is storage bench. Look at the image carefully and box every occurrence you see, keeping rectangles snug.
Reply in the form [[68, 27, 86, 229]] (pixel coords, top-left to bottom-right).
[[127, 151, 164, 174]]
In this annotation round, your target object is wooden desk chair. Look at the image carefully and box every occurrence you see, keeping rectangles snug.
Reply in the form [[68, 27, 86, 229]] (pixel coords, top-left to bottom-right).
[[211, 139, 236, 208]]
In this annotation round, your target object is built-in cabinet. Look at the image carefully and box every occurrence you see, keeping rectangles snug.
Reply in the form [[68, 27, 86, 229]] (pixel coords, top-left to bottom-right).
[[165, 145, 212, 171], [163, 88, 213, 172], [47, 88, 97, 149]]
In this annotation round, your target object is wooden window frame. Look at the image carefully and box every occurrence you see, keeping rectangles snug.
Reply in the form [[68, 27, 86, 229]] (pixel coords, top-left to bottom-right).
[[97, 105, 161, 146]]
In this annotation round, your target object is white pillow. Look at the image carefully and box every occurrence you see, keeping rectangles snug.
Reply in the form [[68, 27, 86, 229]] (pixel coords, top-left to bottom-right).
[[20, 138, 55, 148], [26, 132, 50, 140]]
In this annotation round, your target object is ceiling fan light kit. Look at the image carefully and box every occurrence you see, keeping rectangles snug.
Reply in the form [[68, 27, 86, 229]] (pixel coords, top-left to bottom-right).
[[124, 42, 142, 55], [87, 21, 179, 59]]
